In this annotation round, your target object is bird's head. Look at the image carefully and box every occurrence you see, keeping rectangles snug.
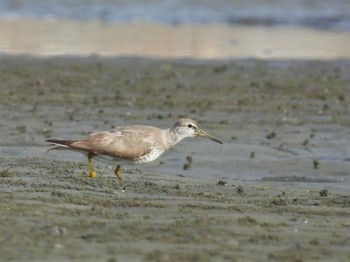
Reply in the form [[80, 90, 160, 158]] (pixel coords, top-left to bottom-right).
[[172, 118, 223, 144]]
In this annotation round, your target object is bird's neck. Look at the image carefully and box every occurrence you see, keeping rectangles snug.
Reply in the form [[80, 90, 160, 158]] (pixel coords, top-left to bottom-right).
[[166, 128, 186, 149]]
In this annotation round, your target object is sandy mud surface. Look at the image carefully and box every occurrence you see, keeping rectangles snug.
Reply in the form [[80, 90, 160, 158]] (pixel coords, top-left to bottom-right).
[[0, 56, 349, 261]]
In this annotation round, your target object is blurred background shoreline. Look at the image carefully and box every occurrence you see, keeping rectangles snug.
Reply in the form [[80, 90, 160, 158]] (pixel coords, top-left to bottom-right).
[[1, 0, 350, 59], [1, 19, 350, 59]]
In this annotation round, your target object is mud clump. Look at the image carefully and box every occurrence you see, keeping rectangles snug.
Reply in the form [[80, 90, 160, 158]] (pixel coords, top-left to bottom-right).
[[183, 155, 193, 170], [217, 180, 227, 186], [320, 189, 329, 197], [266, 131, 277, 139], [313, 159, 320, 169]]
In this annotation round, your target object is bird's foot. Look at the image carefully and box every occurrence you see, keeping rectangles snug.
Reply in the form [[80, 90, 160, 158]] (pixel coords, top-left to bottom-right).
[[88, 170, 97, 178], [87, 152, 97, 178]]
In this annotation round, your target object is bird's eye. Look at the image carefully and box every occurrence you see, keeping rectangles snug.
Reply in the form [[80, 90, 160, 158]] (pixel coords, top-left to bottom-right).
[[188, 124, 193, 128]]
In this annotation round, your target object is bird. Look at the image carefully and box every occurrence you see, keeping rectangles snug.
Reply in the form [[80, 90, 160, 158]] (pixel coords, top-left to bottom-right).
[[47, 118, 223, 182]]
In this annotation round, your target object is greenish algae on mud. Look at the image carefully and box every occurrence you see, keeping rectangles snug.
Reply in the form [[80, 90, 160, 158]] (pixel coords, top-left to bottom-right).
[[0, 56, 349, 261]]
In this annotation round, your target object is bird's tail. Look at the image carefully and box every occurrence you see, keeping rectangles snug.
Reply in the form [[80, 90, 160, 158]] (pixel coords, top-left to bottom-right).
[[46, 139, 76, 150]]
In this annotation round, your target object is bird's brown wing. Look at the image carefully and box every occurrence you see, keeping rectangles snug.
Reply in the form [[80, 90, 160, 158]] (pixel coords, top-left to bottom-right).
[[69, 127, 156, 160]]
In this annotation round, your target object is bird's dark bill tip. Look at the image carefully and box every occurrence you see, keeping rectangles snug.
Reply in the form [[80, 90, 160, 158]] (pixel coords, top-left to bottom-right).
[[197, 130, 223, 144]]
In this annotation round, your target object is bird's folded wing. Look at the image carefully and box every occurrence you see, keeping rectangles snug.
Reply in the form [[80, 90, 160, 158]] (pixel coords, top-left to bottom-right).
[[70, 129, 153, 160]]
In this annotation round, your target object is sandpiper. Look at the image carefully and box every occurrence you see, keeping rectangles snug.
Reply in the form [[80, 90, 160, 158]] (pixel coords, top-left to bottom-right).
[[47, 118, 222, 181]]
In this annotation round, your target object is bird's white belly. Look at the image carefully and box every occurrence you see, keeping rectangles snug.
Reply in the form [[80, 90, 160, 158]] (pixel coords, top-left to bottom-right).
[[90, 147, 165, 165], [135, 148, 165, 163]]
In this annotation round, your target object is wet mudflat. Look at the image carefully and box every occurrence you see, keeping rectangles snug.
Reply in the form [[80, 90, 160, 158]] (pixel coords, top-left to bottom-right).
[[0, 56, 349, 261]]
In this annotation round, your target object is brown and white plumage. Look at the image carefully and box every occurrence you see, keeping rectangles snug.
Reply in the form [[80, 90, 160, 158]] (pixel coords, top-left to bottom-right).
[[47, 118, 222, 181]]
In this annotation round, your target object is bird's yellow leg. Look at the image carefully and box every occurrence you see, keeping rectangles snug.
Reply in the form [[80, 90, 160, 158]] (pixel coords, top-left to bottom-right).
[[114, 165, 123, 182], [87, 152, 97, 178]]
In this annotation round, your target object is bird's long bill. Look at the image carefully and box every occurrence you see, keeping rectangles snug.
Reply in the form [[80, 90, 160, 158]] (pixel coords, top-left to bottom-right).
[[196, 130, 223, 144]]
